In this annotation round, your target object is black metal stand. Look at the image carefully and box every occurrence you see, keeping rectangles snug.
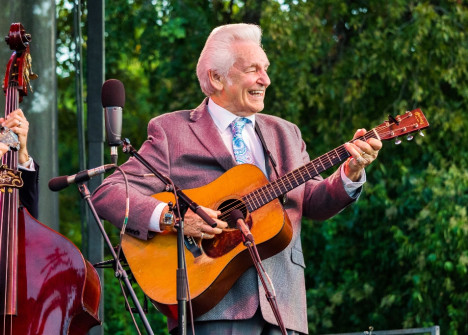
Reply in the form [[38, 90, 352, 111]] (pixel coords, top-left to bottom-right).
[[77, 183, 155, 335], [236, 218, 287, 335], [121, 138, 217, 334]]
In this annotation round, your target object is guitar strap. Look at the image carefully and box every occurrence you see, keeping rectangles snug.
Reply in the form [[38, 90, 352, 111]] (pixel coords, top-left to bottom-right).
[[254, 122, 288, 205]]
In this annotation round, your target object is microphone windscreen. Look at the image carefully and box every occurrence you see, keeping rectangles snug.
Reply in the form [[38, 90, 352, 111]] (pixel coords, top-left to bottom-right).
[[230, 209, 245, 222], [48, 176, 69, 192], [101, 79, 125, 107]]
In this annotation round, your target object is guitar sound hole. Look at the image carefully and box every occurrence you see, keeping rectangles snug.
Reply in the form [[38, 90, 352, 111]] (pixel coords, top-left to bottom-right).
[[201, 198, 249, 258], [217, 199, 248, 228]]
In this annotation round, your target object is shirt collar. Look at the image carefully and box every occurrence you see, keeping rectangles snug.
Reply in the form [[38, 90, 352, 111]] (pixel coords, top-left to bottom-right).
[[207, 98, 256, 132]]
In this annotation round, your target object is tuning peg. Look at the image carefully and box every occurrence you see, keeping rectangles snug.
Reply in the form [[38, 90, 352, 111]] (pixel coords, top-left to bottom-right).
[[388, 114, 400, 125], [395, 137, 402, 145], [407, 134, 414, 141], [419, 130, 425, 137]]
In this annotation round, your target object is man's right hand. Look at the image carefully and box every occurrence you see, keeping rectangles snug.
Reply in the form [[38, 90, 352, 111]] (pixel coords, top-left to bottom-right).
[[160, 205, 228, 239]]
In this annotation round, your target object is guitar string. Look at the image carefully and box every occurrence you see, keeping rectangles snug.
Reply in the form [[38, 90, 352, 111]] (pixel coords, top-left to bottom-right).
[[217, 131, 375, 215], [217, 114, 420, 219]]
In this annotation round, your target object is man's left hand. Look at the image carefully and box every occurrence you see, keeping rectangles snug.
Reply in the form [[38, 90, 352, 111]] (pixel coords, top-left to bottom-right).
[[0, 108, 29, 164], [343, 128, 382, 182]]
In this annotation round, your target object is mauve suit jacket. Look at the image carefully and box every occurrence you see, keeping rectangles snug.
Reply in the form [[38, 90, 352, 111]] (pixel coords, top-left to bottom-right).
[[92, 98, 357, 333]]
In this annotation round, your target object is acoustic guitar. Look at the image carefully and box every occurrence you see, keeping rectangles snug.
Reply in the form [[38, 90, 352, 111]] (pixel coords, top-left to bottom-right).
[[121, 109, 429, 320]]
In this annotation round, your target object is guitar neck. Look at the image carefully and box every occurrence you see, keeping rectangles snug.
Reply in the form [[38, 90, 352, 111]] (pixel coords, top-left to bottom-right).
[[243, 129, 379, 212]]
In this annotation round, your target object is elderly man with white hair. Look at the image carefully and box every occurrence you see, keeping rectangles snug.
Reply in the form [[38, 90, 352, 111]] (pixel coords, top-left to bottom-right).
[[93, 23, 381, 335]]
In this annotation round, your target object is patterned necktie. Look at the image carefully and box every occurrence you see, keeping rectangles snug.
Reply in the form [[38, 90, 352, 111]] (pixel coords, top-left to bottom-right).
[[230, 117, 255, 165]]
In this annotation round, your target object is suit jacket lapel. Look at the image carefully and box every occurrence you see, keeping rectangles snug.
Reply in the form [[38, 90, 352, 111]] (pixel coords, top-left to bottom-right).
[[189, 99, 236, 172]]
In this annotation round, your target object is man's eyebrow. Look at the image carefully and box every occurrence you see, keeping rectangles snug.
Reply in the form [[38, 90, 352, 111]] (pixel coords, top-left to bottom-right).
[[245, 61, 270, 68]]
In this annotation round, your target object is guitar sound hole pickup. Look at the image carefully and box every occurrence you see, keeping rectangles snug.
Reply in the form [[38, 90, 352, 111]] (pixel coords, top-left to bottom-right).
[[218, 198, 249, 229]]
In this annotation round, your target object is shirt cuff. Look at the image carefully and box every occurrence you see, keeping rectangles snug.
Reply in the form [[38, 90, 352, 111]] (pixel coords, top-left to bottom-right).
[[340, 164, 366, 198], [18, 156, 35, 171], [148, 202, 168, 233]]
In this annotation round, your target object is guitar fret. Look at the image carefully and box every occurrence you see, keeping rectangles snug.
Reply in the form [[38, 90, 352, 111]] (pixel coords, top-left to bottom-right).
[[257, 187, 269, 206], [270, 181, 280, 199], [372, 128, 380, 141], [261, 185, 273, 204], [265, 183, 275, 200], [297, 167, 307, 184], [278, 176, 288, 194], [284, 176, 294, 191], [310, 162, 319, 175], [304, 164, 313, 179], [251, 190, 262, 208], [318, 157, 326, 170], [321, 156, 332, 170], [290, 171, 299, 188]]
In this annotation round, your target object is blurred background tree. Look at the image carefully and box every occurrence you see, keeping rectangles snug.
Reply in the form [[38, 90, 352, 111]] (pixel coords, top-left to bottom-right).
[[54, 0, 468, 333]]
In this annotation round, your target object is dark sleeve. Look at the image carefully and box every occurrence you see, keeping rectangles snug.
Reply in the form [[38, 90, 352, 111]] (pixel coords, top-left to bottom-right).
[[19, 161, 39, 219]]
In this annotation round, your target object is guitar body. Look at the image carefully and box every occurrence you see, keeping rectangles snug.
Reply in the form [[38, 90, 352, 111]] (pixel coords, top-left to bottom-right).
[[121, 164, 293, 319]]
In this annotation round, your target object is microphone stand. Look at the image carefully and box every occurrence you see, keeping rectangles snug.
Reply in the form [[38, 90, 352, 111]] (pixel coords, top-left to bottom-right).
[[121, 138, 217, 335], [77, 182, 155, 335], [237, 219, 287, 335]]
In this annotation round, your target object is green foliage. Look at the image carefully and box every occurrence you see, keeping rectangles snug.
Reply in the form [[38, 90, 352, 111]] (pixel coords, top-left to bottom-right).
[[263, 1, 468, 333], [56, 0, 468, 334]]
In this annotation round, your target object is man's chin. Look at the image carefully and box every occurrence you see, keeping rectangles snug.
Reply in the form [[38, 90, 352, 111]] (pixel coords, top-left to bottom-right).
[[249, 102, 265, 114]]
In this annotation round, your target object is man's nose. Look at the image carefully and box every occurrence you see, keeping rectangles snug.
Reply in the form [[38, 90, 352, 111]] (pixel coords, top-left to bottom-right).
[[258, 70, 270, 87]]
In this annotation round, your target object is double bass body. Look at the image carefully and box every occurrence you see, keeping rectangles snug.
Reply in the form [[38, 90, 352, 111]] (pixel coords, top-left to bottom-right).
[[0, 23, 101, 334], [1, 209, 101, 335]]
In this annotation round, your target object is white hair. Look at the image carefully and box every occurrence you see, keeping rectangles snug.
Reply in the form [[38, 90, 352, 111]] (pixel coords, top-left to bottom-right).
[[196, 23, 262, 96]]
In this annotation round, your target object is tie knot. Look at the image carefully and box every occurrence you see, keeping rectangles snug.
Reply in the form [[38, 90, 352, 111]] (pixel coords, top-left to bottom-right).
[[230, 117, 250, 136]]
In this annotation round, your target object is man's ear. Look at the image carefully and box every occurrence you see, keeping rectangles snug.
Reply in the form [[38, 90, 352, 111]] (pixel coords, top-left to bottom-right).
[[208, 70, 224, 91]]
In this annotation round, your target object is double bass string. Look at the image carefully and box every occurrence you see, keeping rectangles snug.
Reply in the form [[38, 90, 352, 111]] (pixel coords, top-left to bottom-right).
[[1, 77, 20, 334]]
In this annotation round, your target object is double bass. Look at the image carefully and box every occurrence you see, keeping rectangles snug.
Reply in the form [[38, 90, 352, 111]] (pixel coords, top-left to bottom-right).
[[0, 23, 101, 334]]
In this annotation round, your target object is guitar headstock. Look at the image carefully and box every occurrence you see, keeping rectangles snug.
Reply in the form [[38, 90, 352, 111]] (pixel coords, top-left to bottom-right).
[[375, 109, 429, 143]]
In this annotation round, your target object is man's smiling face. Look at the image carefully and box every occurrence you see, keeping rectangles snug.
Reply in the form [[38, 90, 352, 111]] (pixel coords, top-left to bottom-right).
[[215, 40, 271, 116]]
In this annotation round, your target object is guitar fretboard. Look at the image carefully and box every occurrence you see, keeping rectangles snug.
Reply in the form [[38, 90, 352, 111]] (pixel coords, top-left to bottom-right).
[[242, 130, 379, 212]]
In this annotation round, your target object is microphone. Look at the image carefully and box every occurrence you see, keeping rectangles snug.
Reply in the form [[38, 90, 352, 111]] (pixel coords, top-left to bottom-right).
[[230, 209, 253, 243], [48, 164, 116, 192], [101, 79, 125, 164]]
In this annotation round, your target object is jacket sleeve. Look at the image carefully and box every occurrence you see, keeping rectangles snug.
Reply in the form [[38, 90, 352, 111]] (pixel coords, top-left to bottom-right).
[[91, 119, 171, 240], [19, 161, 40, 219]]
